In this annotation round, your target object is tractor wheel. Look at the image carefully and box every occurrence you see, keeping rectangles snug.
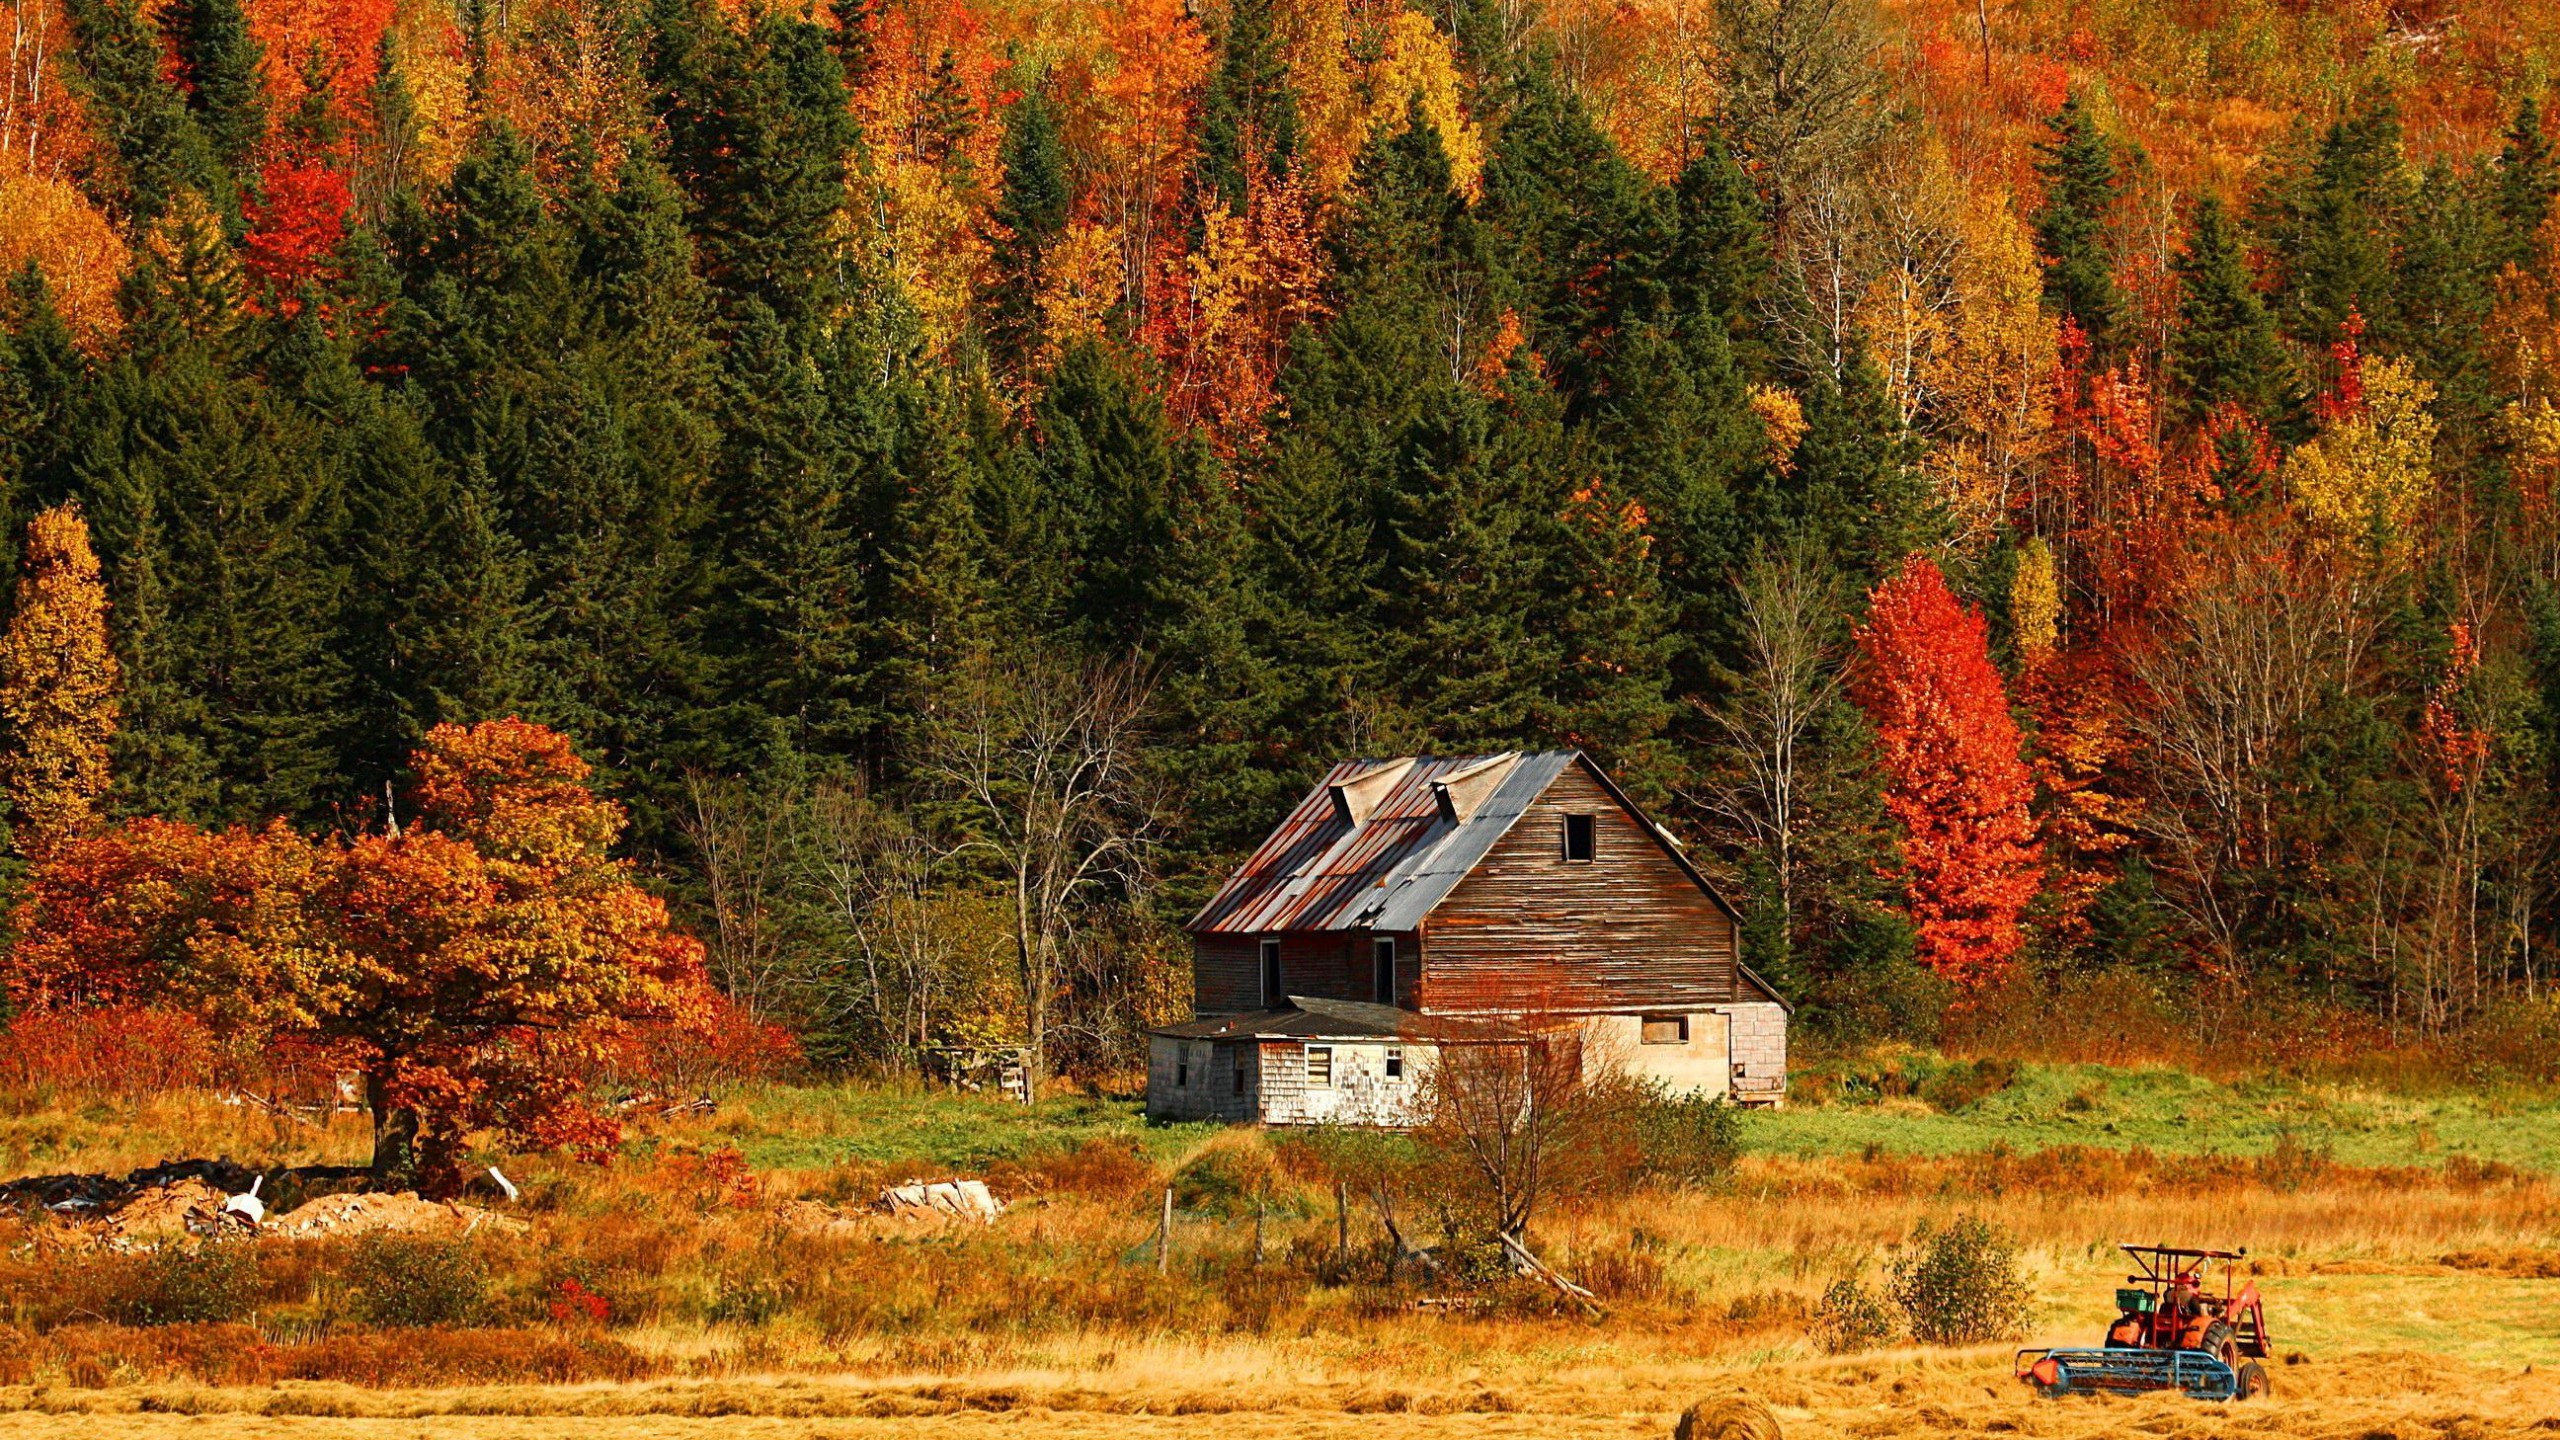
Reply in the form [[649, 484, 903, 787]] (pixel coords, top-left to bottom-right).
[[2201, 1320, 2237, 1361], [2235, 1361, 2271, 1400], [1674, 1395, 1783, 1440]]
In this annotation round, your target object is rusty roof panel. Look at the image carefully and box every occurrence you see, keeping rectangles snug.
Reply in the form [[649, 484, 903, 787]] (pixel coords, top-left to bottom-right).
[[1186, 752, 1577, 934]]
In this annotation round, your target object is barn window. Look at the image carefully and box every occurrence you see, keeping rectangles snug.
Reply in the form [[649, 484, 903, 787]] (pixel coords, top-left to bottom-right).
[[1259, 939, 1283, 1006], [1305, 1045, 1334, 1087], [1372, 936, 1396, 1004], [1640, 1015, 1689, 1045], [1563, 813, 1596, 862], [1231, 1057, 1246, 1095], [1385, 1047, 1404, 1079], [1177, 1058, 1189, 1088]]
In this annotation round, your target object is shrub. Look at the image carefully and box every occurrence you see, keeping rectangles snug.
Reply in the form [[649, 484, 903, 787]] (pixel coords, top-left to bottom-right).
[[1172, 1142, 1302, 1219], [349, 1236, 491, 1328], [1621, 1084, 1743, 1186], [1918, 1057, 2019, 1112], [109, 1241, 261, 1326], [1887, 1214, 2030, 1344], [987, 1136, 1161, 1201], [1813, 1271, 1896, 1353], [706, 1271, 794, 1327]]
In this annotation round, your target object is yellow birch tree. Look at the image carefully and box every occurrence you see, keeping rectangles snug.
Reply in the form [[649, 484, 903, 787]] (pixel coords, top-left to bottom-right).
[[0, 502, 118, 858]]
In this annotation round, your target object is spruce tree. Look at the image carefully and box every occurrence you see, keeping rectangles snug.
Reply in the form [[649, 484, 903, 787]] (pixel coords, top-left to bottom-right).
[[1664, 134, 1773, 372], [2495, 93, 2557, 271], [62, 0, 230, 226], [169, 0, 267, 176], [2031, 94, 2121, 350], [1478, 57, 1670, 407], [2256, 99, 2413, 351], [986, 85, 1072, 369], [1197, 0, 1300, 216], [2169, 195, 2294, 427]]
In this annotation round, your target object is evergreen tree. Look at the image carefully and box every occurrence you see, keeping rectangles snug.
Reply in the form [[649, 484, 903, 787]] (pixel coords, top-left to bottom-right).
[[650, 0, 858, 337], [2031, 94, 2121, 350], [2169, 195, 2294, 427], [168, 0, 266, 176], [2495, 93, 2557, 271], [2387, 160, 2496, 441], [1663, 134, 1773, 372], [1478, 57, 1670, 407], [62, 0, 230, 226], [1196, 0, 1299, 216], [2257, 99, 2413, 351], [986, 85, 1072, 368]]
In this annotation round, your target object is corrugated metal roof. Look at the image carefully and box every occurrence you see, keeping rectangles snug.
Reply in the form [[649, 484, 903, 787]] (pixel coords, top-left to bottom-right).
[[1151, 996, 1506, 1040], [1186, 751, 1577, 935]]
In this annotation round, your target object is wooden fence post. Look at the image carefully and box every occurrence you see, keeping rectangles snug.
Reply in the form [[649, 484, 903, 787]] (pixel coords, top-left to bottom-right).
[[1157, 1186, 1173, 1276]]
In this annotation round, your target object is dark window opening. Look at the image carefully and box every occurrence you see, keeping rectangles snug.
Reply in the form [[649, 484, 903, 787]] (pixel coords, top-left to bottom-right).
[[1232, 1057, 1246, 1095], [1372, 937, 1396, 1005], [1176, 1058, 1189, 1087], [1259, 939, 1282, 1006], [1564, 813, 1596, 862], [1641, 1014, 1689, 1045], [1385, 1047, 1404, 1079]]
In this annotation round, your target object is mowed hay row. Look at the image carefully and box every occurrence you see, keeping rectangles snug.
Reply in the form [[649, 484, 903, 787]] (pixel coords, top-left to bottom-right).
[[0, 1350, 2546, 1438]]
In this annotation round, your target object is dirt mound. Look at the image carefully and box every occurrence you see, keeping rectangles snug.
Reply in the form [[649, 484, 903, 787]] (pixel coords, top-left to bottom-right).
[[265, 1190, 522, 1239], [106, 1177, 231, 1242]]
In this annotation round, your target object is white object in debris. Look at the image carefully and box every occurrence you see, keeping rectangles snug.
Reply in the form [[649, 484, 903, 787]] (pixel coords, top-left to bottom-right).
[[222, 1175, 266, 1227], [487, 1165, 519, 1203], [878, 1178, 1004, 1224]]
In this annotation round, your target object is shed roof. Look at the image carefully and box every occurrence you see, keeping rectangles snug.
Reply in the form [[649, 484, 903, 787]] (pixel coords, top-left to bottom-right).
[[1186, 752, 1578, 935]]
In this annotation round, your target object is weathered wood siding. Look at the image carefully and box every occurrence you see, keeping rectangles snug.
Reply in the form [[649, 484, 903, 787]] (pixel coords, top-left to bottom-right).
[[1418, 764, 1739, 1014], [1193, 930, 1418, 1013]]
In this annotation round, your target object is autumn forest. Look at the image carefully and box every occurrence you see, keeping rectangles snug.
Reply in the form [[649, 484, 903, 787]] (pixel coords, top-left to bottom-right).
[[0, 0, 2551, 1105]]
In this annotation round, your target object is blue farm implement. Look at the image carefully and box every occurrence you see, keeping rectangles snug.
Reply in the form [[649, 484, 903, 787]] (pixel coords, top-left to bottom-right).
[[2016, 1346, 2241, 1401], [2016, 1244, 2273, 1402]]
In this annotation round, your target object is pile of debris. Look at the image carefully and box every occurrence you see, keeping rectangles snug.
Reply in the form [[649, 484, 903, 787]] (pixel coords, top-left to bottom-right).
[[0, 1159, 521, 1248], [263, 1190, 523, 1239], [878, 1178, 1004, 1225], [772, 1178, 1008, 1238]]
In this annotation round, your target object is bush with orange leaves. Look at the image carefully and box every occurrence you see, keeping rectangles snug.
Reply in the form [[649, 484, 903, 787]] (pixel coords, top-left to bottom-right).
[[3, 719, 714, 1194]]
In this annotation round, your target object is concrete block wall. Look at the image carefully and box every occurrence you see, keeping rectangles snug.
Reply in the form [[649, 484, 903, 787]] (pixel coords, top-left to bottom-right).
[[1715, 1001, 1789, 1105]]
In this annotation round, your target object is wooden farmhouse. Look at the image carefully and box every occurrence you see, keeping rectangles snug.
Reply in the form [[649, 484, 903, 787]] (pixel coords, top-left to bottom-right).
[[1146, 751, 1789, 1126]]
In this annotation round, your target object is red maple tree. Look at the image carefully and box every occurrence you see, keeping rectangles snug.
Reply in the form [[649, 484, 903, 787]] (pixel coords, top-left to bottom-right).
[[6, 720, 714, 1193], [1851, 555, 2043, 994]]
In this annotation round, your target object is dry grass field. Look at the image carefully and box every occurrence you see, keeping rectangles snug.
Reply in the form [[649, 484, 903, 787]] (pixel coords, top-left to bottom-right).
[[0, 1062, 2551, 1438]]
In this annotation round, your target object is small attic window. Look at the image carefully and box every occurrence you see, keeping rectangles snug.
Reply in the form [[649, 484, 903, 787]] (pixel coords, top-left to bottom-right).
[[1563, 813, 1596, 863]]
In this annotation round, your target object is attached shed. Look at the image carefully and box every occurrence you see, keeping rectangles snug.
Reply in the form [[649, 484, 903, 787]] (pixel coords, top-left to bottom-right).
[[1147, 750, 1790, 1125]]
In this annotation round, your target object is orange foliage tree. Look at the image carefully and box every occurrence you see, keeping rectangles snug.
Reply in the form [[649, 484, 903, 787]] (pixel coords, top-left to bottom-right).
[[6, 720, 712, 1192], [1851, 555, 2042, 994]]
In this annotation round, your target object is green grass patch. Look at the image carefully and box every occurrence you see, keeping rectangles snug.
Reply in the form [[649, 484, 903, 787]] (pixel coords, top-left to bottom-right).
[[699, 1083, 1220, 1172], [1745, 1055, 2560, 1171]]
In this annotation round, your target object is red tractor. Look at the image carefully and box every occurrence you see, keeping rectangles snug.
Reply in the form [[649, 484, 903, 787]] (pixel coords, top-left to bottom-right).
[[2017, 1244, 2273, 1401]]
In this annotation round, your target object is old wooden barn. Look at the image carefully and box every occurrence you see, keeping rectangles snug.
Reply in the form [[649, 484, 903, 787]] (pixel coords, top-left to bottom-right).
[[1147, 751, 1788, 1126]]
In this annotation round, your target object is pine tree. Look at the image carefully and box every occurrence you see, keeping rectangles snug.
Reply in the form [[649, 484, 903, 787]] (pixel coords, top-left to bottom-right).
[[2495, 93, 2557, 272], [61, 0, 231, 226], [2031, 94, 2121, 351], [2257, 99, 2413, 352], [987, 85, 1072, 369], [1197, 0, 1300, 216], [1663, 134, 1773, 371], [169, 0, 267, 177], [0, 503, 120, 857], [650, 0, 858, 337], [2169, 195, 2294, 427], [1478, 57, 1670, 407]]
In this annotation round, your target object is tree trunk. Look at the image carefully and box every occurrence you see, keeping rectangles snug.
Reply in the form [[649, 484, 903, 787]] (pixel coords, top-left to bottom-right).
[[366, 1071, 420, 1185]]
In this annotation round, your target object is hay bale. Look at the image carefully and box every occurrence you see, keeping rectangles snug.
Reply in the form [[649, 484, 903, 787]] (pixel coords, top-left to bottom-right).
[[1674, 1394, 1782, 1440]]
